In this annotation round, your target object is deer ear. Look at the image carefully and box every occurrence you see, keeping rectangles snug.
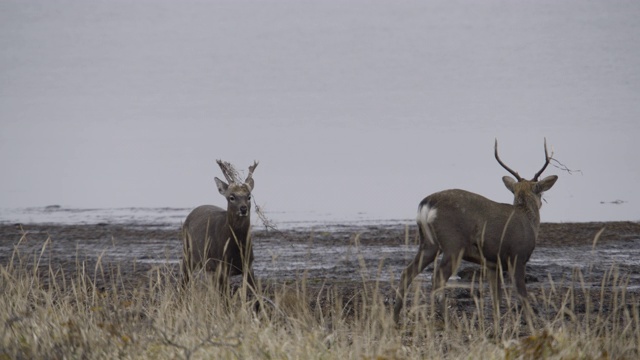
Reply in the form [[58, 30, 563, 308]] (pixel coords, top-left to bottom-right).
[[214, 177, 229, 195], [502, 176, 517, 193], [245, 178, 254, 192], [534, 175, 558, 194]]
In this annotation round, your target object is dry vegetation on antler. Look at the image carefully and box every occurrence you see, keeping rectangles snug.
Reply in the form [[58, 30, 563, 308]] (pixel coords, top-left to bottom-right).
[[1, 231, 639, 359]]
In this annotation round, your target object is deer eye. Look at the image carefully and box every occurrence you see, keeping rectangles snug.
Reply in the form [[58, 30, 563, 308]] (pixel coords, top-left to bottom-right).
[[228, 195, 236, 201], [247, 195, 251, 201]]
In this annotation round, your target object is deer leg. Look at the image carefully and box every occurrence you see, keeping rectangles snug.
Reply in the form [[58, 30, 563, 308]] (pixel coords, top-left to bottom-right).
[[245, 269, 261, 312], [513, 262, 537, 316], [180, 259, 191, 287], [514, 263, 527, 299], [486, 266, 502, 319], [216, 270, 229, 294], [393, 243, 439, 323], [181, 231, 193, 287], [432, 253, 457, 315], [245, 269, 257, 292], [210, 261, 230, 297]]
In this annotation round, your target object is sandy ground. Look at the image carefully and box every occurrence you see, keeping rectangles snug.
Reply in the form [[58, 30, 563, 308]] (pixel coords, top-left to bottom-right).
[[2, 221, 640, 318]]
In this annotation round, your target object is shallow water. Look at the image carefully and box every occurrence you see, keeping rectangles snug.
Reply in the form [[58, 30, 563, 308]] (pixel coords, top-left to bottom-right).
[[0, 206, 411, 230], [0, 207, 189, 230]]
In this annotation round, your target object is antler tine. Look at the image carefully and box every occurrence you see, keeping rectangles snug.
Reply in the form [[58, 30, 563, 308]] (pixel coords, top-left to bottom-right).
[[532, 138, 553, 181], [494, 139, 523, 181], [216, 159, 240, 184], [245, 161, 259, 182]]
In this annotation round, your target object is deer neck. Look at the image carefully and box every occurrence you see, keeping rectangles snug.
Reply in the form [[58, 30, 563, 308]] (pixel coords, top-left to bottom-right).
[[513, 194, 542, 235], [225, 212, 250, 241]]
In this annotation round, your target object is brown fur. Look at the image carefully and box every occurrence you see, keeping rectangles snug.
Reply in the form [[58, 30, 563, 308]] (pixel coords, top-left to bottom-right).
[[181, 162, 258, 292], [393, 142, 557, 323]]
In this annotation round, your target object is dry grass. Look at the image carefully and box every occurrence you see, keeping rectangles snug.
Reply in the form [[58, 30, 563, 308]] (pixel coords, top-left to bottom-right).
[[1, 233, 639, 359]]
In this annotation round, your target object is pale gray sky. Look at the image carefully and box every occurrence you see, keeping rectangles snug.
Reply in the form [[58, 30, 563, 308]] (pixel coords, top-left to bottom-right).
[[1, 0, 639, 223]]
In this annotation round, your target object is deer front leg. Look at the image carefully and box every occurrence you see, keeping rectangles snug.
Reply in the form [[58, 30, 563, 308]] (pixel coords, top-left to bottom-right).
[[216, 268, 230, 294], [513, 261, 537, 317], [208, 260, 231, 296], [245, 269, 258, 292], [486, 266, 502, 320], [394, 244, 438, 323], [245, 269, 261, 312]]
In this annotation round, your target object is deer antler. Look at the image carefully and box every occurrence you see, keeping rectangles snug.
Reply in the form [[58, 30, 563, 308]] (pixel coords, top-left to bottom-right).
[[245, 161, 259, 190], [216, 160, 242, 184], [494, 139, 523, 181], [245, 161, 259, 182], [532, 138, 553, 181]]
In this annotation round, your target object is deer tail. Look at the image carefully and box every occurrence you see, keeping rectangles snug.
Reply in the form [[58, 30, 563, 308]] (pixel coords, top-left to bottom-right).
[[417, 202, 437, 245]]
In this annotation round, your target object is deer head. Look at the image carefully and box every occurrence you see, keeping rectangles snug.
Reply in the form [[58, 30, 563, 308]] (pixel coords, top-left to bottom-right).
[[214, 160, 259, 217], [495, 139, 558, 209]]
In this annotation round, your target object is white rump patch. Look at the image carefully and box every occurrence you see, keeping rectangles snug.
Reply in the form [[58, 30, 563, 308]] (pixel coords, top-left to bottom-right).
[[417, 204, 437, 245], [417, 204, 437, 225]]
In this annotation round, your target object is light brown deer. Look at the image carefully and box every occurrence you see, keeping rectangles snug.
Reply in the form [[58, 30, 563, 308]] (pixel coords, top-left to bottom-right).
[[181, 160, 259, 293], [393, 140, 557, 323]]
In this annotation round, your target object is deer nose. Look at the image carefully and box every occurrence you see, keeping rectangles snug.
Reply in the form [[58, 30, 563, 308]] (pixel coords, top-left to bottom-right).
[[240, 205, 248, 215]]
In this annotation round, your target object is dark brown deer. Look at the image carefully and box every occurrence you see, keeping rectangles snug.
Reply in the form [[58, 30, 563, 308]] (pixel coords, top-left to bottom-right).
[[394, 140, 557, 323], [181, 160, 259, 293]]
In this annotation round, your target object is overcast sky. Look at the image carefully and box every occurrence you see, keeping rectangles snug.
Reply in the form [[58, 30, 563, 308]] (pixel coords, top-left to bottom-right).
[[1, 0, 639, 223]]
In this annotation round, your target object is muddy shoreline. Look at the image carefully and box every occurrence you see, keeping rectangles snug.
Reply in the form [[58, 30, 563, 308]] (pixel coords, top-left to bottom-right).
[[2, 221, 640, 317]]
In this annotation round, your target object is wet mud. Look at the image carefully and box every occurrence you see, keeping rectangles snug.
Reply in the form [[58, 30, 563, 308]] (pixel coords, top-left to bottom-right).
[[2, 221, 640, 318]]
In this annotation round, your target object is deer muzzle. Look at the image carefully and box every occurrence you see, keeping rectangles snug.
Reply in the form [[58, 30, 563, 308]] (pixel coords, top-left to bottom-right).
[[239, 206, 249, 216]]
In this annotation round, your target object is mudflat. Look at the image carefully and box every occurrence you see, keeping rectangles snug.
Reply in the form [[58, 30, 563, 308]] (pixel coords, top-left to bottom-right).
[[2, 221, 640, 316]]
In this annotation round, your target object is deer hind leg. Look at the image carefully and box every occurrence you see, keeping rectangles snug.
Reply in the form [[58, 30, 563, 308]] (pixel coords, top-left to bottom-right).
[[431, 251, 463, 316], [181, 230, 195, 287], [393, 242, 439, 323], [181, 259, 191, 287], [180, 242, 190, 286]]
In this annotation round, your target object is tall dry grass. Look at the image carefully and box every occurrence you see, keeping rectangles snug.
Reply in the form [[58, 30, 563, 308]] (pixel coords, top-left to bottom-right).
[[1, 232, 638, 359]]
